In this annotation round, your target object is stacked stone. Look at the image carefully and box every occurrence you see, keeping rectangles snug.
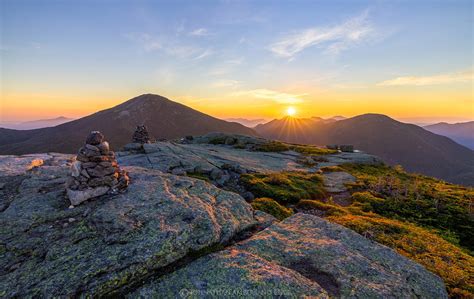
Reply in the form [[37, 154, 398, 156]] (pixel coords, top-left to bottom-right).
[[66, 131, 129, 206], [132, 125, 151, 144]]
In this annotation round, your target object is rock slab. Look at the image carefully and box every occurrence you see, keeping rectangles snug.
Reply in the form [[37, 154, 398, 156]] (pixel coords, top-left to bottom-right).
[[133, 213, 448, 298], [0, 166, 257, 297]]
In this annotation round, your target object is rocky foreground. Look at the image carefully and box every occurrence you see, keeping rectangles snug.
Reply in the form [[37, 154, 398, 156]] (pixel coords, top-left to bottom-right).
[[0, 134, 448, 298]]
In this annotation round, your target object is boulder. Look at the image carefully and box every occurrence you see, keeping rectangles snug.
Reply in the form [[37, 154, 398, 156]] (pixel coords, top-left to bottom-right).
[[236, 214, 448, 298], [66, 186, 110, 206], [322, 171, 356, 193], [0, 166, 257, 297]]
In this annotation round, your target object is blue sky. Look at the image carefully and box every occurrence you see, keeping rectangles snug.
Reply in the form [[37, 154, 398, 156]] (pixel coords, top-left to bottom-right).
[[1, 0, 473, 122]]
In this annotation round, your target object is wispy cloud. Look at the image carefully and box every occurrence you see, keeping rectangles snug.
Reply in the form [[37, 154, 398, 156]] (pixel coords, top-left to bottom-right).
[[208, 58, 244, 76], [126, 33, 162, 51], [231, 89, 306, 104], [211, 79, 241, 88], [377, 70, 474, 86], [126, 33, 214, 60], [193, 48, 214, 60], [189, 28, 209, 36], [269, 9, 374, 58]]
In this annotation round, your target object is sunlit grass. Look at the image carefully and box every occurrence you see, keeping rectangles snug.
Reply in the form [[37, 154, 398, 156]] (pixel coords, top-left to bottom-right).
[[340, 163, 474, 252], [255, 141, 337, 155], [251, 197, 294, 220], [328, 214, 474, 298], [241, 171, 326, 204]]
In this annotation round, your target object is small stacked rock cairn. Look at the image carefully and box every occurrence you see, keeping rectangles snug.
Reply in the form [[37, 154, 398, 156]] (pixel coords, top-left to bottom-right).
[[132, 125, 151, 144], [66, 131, 129, 206], [123, 125, 153, 152]]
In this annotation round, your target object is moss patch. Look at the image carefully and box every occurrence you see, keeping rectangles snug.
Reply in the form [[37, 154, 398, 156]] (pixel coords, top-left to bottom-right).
[[240, 172, 326, 204], [255, 141, 337, 155], [251, 197, 294, 220]]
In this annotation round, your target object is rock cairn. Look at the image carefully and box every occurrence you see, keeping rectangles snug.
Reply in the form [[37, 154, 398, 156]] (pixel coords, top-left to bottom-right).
[[66, 131, 129, 206], [132, 125, 151, 144]]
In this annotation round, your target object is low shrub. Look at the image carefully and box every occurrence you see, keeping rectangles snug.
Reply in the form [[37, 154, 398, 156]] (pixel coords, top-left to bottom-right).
[[208, 137, 227, 145], [254, 141, 290, 152], [251, 197, 294, 220]]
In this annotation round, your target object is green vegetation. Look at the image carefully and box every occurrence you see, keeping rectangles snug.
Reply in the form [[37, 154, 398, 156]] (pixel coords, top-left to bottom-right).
[[255, 141, 290, 152], [255, 141, 337, 155], [251, 197, 294, 220], [328, 214, 474, 298], [296, 200, 348, 216], [340, 164, 474, 252], [291, 144, 338, 155], [241, 162, 474, 297], [207, 137, 225, 145], [207, 136, 228, 144], [241, 171, 326, 204], [320, 165, 344, 172]]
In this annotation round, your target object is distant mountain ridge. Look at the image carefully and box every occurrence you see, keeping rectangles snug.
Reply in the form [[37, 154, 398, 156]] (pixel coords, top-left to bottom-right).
[[0, 116, 74, 130], [225, 118, 268, 128], [0, 94, 257, 154], [255, 114, 474, 186], [424, 121, 474, 150]]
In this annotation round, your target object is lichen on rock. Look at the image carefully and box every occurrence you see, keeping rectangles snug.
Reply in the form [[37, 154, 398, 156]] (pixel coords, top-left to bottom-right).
[[133, 213, 448, 298], [0, 164, 257, 297]]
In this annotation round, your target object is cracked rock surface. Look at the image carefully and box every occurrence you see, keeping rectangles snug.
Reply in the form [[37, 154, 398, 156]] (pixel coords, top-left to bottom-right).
[[134, 214, 447, 298], [0, 139, 448, 298], [0, 156, 257, 297]]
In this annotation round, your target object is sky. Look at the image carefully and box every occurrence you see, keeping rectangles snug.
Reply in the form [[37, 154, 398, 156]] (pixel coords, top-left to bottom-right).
[[1, 0, 473, 123]]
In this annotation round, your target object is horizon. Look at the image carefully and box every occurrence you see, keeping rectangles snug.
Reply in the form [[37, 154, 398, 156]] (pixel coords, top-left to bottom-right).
[[1, 0, 473, 123], [0, 92, 473, 127]]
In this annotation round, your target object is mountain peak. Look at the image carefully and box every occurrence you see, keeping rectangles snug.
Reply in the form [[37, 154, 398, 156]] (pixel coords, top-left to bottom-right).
[[351, 113, 396, 122], [0, 94, 257, 154], [126, 93, 172, 105]]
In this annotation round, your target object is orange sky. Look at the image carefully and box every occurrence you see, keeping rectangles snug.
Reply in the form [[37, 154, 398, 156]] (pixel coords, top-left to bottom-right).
[[1, 81, 472, 123], [2, 1, 473, 124]]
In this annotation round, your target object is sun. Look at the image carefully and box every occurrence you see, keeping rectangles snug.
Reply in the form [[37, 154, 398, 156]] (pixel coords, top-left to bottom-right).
[[286, 106, 296, 116]]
